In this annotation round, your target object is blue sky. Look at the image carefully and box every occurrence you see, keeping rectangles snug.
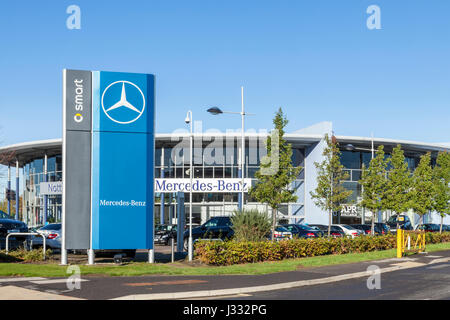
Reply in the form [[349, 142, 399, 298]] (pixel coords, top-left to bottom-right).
[[0, 0, 449, 145]]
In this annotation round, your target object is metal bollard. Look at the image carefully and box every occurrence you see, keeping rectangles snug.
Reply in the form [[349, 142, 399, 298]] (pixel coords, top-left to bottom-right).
[[171, 237, 175, 263]]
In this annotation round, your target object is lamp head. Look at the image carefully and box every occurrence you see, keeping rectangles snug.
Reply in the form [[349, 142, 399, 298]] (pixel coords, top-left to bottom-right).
[[345, 144, 355, 151], [207, 107, 223, 115]]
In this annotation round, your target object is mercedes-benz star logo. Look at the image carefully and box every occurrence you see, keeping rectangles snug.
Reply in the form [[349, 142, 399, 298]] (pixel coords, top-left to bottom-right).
[[101, 80, 146, 124]]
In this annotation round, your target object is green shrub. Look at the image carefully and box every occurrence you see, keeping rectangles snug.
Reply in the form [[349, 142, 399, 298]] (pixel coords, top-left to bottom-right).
[[230, 209, 271, 242], [194, 232, 450, 266], [0, 248, 52, 263]]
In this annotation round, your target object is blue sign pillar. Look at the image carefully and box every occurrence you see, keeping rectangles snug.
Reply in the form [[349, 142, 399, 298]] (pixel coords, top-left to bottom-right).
[[91, 71, 155, 250]]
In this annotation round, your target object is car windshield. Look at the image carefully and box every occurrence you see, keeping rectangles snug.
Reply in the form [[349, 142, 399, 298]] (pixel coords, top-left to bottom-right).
[[275, 226, 289, 232], [342, 225, 357, 230], [283, 225, 297, 232], [296, 224, 315, 231], [39, 224, 61, 231], [203, 218, 230, 228]]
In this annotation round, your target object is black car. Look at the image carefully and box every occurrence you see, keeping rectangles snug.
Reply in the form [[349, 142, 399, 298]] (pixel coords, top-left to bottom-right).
[[387, 215, 413, 230], [416, 223, 441, 232], [307, 224, 345, 237], [0, 218, 28, 241], [282, 224, 320, 239], [154, 224, 177, 245], [183, 216, 234, 250]]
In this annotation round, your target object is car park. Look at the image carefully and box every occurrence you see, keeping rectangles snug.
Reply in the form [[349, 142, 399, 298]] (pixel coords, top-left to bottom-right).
[[282, 224, 320, 239], [332, 224, 364, 238]]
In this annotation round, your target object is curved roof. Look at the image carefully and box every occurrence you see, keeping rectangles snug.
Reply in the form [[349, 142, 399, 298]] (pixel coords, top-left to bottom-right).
[[0, 134, 448, 167]]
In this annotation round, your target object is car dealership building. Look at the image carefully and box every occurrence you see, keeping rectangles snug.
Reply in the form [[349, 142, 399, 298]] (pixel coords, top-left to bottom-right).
[[1, 121, 449, 228]]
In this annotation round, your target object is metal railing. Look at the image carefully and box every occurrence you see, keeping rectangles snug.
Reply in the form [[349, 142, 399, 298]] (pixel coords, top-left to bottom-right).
[[396, 229, 426, 258], [5, 233, 47, 260]]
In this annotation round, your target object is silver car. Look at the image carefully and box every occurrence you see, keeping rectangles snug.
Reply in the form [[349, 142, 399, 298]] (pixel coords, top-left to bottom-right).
[[31, 223, 61, 250]]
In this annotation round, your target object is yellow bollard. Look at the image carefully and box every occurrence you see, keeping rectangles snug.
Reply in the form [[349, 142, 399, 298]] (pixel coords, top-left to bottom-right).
[[396, 229, 403, 258]]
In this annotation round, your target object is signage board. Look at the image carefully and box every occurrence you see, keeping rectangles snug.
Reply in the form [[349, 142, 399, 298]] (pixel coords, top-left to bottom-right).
[[155, 178, 252, 193], [39, 182, 63, 195], [63, 69, 155, 251]]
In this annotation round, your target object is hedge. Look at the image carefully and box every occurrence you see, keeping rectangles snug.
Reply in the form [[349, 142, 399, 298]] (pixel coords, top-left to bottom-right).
[[194, 232, 450, 266]]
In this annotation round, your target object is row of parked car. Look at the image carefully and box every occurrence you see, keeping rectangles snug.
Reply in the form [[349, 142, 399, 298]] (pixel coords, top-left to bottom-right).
[[154, 217, 398, 251], [3, 214, 450, 255]]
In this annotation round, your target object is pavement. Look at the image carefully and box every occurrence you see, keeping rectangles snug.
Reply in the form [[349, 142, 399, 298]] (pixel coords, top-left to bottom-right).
[[1, 248, 450, 300]]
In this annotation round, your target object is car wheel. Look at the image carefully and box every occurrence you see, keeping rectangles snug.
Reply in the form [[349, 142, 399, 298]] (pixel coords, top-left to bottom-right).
[[183, 238, 189, 252]]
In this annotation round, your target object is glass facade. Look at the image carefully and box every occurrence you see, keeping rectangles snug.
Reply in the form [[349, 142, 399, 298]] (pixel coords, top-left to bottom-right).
[[20, 140, 305, 227], [23, 155, 62, 226], [338, 148, 426, 224]]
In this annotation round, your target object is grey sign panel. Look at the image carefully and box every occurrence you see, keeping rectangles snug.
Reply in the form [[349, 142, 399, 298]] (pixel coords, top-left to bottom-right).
[[64, 69, 92, 249], [65, 69, 92, 132], [65, 131, 91, 249]]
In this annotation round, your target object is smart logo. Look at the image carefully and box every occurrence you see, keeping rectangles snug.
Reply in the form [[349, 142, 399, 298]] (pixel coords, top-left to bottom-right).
[[101, 81, 146, 124]]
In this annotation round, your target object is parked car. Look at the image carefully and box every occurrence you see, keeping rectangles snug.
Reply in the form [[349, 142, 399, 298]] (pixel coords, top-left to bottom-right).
[[282, 224, 320, 239], [307, 224, 345, 237], [268, 226, 293, 241], [387, 215, 413, 230], [415, 223, 441, 232], [31, 223, 136, 257], [183, 216, 234, 251], [31, 223, 62, 250], [154, 224, 177, 245], [375, 222, 391, 235], [351, 224, 384, 236], [0, 218, 28, 241], [442, 225, 450, 232], [332, 224, 364, 238]]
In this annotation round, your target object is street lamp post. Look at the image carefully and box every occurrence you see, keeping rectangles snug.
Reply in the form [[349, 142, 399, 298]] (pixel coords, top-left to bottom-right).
[[185, 110, 194, 262], [207, 87, 254, 211]]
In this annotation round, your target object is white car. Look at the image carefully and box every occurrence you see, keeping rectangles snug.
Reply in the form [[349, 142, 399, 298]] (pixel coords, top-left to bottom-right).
[[332, 224, 364, 238]]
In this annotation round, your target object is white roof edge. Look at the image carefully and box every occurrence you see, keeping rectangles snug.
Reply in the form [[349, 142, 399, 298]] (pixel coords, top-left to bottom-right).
[[0, 134, 448, 153], [336, 135, 450, 151]]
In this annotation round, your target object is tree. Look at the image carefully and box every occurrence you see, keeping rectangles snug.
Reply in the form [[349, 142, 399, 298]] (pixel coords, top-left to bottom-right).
[[432, 152, 450, 233], [384, 145, 413, 226], [359, 145, 388, 235], [410, 153, 434, 226], [250, 108, 302, 240], [310, 134, 352, 236]]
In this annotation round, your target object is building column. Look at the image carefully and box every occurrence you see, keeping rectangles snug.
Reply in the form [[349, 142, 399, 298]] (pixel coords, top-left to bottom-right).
[[160, 147, 165, 225], [44, 154, 48, 225], [7, 165, 11, 217], [15, 160, 19, 221]]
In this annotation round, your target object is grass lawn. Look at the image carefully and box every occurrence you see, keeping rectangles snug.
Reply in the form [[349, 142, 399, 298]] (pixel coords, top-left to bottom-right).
[[1, 242, 450, 278]]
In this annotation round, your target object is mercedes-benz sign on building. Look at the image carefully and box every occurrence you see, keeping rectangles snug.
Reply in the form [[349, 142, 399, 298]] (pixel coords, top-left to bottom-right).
[[1, 122, 449, 228]]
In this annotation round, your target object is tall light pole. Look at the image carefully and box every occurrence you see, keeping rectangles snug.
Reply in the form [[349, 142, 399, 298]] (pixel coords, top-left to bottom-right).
[[207, 87, 254, 211], [184, 110, 193, 261]]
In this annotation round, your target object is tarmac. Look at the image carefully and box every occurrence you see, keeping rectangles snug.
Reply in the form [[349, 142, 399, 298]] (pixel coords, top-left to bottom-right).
[[1, 247, 449, 300]]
